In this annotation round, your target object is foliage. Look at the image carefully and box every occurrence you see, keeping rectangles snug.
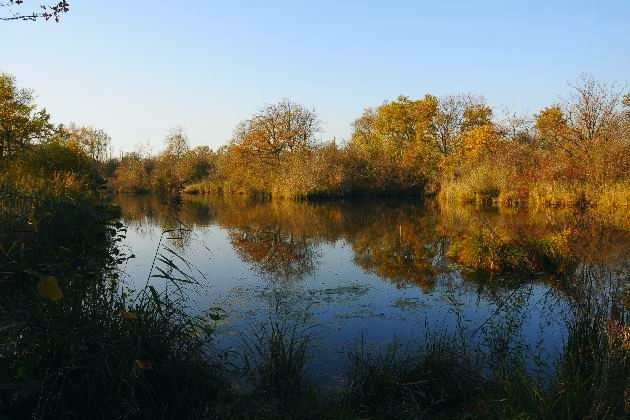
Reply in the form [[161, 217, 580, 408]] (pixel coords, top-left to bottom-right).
[[0, 73, 56, 157], [109, 151, 151, 193], [64, 123, 112, 172], [348, 95, 439, 194], [224, 99, 320, 193]]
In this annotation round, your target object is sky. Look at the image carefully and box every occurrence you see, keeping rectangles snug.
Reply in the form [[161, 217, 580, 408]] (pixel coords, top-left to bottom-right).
[[2, 0, 629, 155]]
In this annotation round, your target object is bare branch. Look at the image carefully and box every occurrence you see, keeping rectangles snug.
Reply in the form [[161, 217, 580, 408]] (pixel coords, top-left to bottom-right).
[[1, 1, 69, 22]]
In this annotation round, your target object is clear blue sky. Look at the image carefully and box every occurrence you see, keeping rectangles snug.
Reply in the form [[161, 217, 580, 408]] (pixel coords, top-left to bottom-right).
[[2, 0, 628, 154]]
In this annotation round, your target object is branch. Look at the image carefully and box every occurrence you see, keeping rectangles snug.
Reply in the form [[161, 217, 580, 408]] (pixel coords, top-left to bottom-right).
[[0, 1, 69, 22]]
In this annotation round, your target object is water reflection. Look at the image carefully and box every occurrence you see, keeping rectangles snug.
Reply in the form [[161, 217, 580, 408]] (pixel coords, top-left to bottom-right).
[[112, 193, 629, 384], [114, 194, 630, 294], [230, 228, 318, 281]]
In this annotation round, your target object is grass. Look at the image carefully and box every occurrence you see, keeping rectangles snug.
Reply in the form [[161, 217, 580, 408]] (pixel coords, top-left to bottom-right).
[[3, 144, 628, 418], [0, 146, 231, 418]]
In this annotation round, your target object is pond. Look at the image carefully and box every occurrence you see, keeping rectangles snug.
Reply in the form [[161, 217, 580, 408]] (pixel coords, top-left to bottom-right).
[[113, 194, 628, 385]]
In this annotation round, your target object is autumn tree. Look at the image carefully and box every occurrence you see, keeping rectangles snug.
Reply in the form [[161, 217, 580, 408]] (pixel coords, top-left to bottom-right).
[[64, 123, 112, 169], [433, 94, 484, 156], [458, 103, 501, 161], [348, 95, 441, 194], [111, 151, 150, 193], [164, 126, 189, 160], [535, 106, 571, 154], [149, 127, 191, 195], [370, 95, 438, 158], [566, 74, 624, 143], [536, 75, 626, 158], [499, 108, 535, 145], [178, 145, 216, 183], [228, 99, 320, 192]]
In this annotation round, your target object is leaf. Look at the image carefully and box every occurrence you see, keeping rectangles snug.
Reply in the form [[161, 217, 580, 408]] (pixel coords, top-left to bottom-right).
[[134, 359, 153, 370], [37, 276, 63, 301], [14, 366, 27, 380], [121, 311, 138, 321]]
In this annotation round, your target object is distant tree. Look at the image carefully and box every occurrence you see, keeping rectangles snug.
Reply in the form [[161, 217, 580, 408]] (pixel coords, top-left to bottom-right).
[[228, 99, 320, 191], [499, 108, 535, 145], [433, 94, 484, 155], [461, 104, 493, 131], [535, 106, 572, 154], [535, 75, 626, 157], [65, 123, 112, 165], [565, 74, 624, 143], [164, 126, 189, 160], [231, 99, 319, 162], [0, 1, 69, 22], [455, 103, 501, 162], [371, 95, 438, 158], [349, 95, 439, 193], [178, 145, 215, 183], [111, 151, 150, 193]]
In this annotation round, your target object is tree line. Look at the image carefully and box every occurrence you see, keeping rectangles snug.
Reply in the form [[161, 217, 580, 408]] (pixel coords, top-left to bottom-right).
[[3, 71, 629, 209], [109, 74, 629, 212]]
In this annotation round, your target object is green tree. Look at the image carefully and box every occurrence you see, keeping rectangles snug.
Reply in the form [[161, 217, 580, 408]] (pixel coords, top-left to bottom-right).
[[0, 73, 55, 158]]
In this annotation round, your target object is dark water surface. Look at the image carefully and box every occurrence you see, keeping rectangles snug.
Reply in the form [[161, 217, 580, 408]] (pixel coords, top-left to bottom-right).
[[113, 194, 592, 384]]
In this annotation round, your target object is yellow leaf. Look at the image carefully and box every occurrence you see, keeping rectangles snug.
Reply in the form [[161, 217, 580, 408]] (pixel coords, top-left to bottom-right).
[[121, 311, 138, 321], [134, 359, 153, 370], [37, 276, 63, 301]]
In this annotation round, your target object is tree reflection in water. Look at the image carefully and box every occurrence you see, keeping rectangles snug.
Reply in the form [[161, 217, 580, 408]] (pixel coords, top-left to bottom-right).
[[230, 227, 318, 282], [113, 194, 630, 297]]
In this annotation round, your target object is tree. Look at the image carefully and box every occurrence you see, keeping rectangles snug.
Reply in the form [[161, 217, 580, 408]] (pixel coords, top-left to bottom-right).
[[0, 73, 55, 158], [65, 123, 112, 165], [164, 126, 189, 160], [178, 145, 215, 183], [433, 94, 484, 155], [457, 103, 501, 161], [1, 1, 69, 22], [228, 99, 320, 191], [535, 75, 626, 157], [231, 99, 319, 161], [349, 95, 439, 193], [499, 108, 535, 145], [565, 74, 624, 143], [110, 151, 150, 193], [535, 106, 572, 154]]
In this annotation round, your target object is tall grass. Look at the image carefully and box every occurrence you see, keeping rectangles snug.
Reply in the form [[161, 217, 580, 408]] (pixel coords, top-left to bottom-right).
[[0, 146, 232, 418]]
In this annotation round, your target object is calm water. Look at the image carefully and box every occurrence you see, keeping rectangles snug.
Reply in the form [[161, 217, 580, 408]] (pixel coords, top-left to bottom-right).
[[114, 194, 588, 383]]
